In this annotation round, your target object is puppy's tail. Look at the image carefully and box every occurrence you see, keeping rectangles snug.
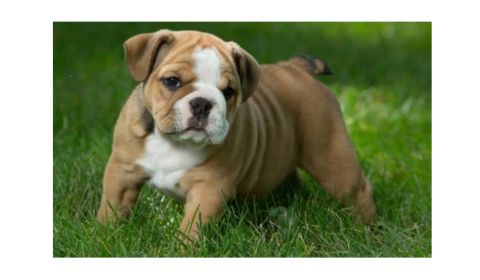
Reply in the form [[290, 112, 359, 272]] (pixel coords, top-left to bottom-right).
[[288, 54, 333, 76]]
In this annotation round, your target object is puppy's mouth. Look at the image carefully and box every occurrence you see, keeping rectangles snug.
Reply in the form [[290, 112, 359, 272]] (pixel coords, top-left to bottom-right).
[[161, 123, 211, 146], [159, 125, 207, 136], [184, 127, 206, 133], [187, 117, 209, 130], [157, 115, 207, 135], [157, 113, 226, 145], [175, 117, 210, 135]]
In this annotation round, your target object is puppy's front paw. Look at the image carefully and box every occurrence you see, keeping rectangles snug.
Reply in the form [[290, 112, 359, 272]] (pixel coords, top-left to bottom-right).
[[177, 224, 200, 256]]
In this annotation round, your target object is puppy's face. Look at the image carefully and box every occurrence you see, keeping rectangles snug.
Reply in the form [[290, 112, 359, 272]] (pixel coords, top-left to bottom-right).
[[124, 30, 260, 146]]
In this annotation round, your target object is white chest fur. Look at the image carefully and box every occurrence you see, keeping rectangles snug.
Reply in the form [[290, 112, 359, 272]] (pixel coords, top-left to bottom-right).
[[137, 130, 207, 201]]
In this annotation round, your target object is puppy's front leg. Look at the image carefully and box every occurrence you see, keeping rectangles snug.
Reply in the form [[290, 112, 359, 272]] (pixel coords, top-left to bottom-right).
[[97, 155, 147, 224], [179, 183, 232, 243]]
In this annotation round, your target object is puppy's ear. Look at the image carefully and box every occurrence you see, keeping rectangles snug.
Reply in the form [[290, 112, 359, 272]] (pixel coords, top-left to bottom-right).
[[230, 42, 260, 102], [124, 29, 174, 82]]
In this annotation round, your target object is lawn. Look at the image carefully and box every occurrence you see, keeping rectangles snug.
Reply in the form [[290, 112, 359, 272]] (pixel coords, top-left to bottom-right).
[[53, 22, 431, 257]]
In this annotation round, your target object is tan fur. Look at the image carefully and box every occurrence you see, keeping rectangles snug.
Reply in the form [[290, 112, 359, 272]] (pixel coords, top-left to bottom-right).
[[97, 30, 376, 243]]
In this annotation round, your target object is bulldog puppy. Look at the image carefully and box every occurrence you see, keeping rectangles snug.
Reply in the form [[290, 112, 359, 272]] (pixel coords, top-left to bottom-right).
[[97, 29, 376, 241]]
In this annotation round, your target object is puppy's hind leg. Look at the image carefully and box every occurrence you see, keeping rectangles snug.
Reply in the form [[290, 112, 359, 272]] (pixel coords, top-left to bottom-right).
[[300, 142, 376, 224], [299, 103, 376, 224]]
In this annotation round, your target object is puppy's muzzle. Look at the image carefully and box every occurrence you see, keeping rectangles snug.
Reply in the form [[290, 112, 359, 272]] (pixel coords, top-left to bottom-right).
[[188, 97, 212, 129]]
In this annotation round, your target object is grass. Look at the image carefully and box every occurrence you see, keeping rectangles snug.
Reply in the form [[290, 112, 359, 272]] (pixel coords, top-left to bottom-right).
[[53, 22, 431, 257]]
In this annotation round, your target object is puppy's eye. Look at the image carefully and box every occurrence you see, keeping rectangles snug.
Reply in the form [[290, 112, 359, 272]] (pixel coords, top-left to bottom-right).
[[162, 76, 182, 90], [222, 86, 236, 101]]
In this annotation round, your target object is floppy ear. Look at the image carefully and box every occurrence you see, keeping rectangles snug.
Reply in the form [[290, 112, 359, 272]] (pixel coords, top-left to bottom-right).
[[124, 29, 174, 82], [230, 42, 261, 102]]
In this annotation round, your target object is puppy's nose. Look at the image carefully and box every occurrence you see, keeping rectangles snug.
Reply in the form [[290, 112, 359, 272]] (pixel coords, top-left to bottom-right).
[[190, 97, 213, 119]]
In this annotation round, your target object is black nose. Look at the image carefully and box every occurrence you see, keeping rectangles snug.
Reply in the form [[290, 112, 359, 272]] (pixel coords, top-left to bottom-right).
[[190, 97, 213, 119]]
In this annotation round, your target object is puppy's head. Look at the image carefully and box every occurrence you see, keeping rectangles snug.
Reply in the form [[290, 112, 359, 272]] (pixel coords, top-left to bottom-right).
[[124, 29, 260, 146]]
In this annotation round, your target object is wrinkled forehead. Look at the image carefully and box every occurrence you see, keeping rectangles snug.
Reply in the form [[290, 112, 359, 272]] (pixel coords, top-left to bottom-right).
[[175, 30, 232, 55], [155, 31, 237, 87]]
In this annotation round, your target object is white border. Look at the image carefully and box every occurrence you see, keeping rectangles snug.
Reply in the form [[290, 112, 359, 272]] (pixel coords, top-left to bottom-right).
[[2, 0, 480, 279]]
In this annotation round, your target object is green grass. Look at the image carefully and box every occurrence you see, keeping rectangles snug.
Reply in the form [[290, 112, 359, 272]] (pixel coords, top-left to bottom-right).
[[53, 22, 431, 257]]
